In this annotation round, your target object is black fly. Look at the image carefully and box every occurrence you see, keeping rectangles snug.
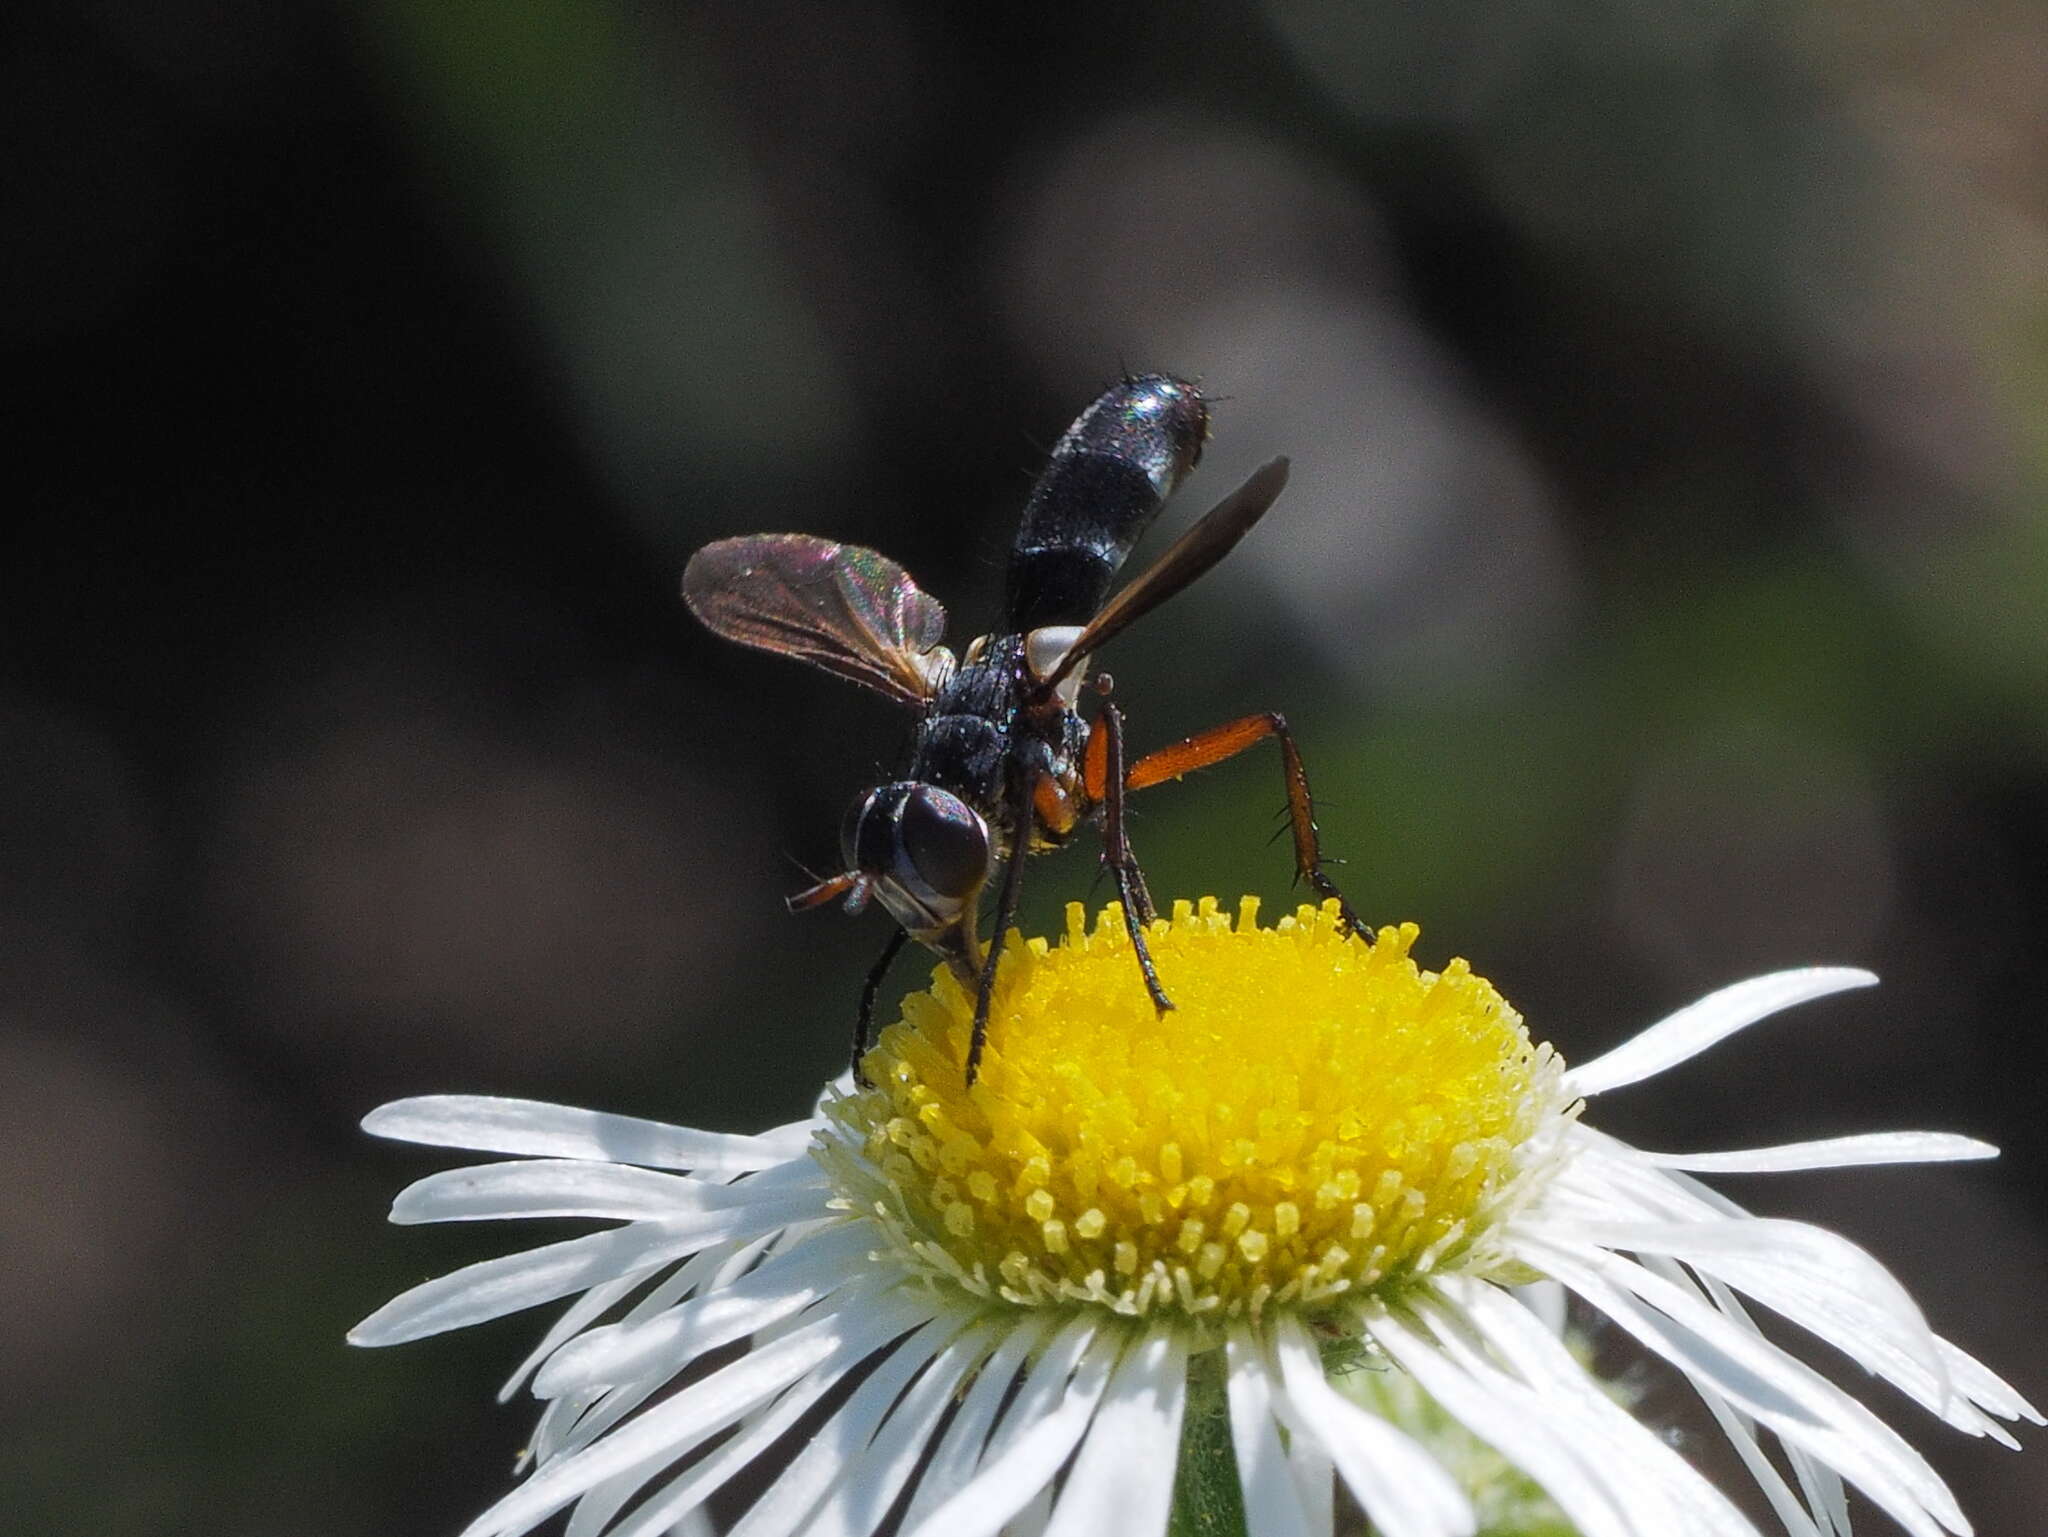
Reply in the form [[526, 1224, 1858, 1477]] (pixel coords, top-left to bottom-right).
[[684, 376, 1365, 1085]]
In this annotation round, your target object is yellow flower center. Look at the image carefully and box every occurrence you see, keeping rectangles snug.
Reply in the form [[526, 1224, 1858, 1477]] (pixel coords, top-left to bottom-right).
[[820, 897, 1570, 1324]]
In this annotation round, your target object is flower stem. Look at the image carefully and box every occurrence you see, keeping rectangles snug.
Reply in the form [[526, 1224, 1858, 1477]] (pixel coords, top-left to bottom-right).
[[1167, 1348, 1248, 1537]]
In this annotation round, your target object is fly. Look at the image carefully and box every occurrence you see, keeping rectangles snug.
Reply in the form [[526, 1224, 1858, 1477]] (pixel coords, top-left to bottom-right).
[[683, 375, 1365, 1085]]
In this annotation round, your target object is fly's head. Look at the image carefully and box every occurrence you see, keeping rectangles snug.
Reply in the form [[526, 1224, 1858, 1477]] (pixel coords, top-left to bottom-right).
[[834, 781, 993, 949]]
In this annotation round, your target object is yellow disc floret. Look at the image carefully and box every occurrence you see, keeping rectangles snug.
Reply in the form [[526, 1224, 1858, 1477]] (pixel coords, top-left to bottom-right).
[[817, 897, 1570, 1325]]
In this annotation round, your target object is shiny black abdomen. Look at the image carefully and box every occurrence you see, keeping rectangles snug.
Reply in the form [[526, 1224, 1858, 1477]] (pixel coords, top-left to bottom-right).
[[1003, 375, 1208, 632]]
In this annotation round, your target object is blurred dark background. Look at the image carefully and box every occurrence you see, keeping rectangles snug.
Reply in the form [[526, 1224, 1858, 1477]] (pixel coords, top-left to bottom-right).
[[3, 2, 2042, 1532]]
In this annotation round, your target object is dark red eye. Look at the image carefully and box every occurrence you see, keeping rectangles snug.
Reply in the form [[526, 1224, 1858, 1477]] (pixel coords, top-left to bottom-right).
[[896, 787, 989, 900]]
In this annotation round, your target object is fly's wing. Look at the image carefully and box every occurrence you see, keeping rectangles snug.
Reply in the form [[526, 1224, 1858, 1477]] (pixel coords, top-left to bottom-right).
[[683, 534, 953, 706], [1037, 457, 1290, 694]]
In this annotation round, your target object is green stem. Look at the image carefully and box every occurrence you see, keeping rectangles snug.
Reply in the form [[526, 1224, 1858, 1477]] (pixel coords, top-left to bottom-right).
[[1166, 1347, 1248, 1537]]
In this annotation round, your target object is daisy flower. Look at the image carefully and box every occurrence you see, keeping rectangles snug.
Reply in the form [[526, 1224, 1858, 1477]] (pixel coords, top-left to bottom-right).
[[351, 897, 2037, 1537]]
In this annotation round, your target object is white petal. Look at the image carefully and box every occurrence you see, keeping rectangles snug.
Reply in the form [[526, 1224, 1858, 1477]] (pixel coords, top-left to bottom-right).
[[534, 1239, 773, 1463], [1688, 1381, 1830, 1537], [1516, 1278, 1569, 1336], [1222, 1329, 1317, 1537], [563, 1453, 674, 1537], [800, 1321, 1003, 1537], [351, 1224, 711, 1347], [1555, 1217, 1955, 1421], [363, 1095, 813, 1172], [533, 1221, 875, 1397], [1537, 1153, 1999, 1497], [1269, 1315, 1474, 1537], [1429, 1280, 1759, 1535], [600, 1293, 951, 1537], [1630, 1132, 1999, 1174], [898, 1320, 1120, 1537], [460, 1287, 932, 1537], [1005, 1485, 1055, 1537], [391, 1158, 821, 1225], [1287, 1421, 1335, 1537], [535, 1284, 826, 1475], [1640, 1254, 1858, 1536], [1043, 1328, 1188, 1537], [537, 1280, 817, 1403], [954, 1312, 1098, 1465], [1563, 969, 1876, 1097], [498, 1270, 646, 1405], [1678, 1252, 2022, 1450], [725, 1313, 973, 1537], [899, 1314, 1059, 1529], [1524, 1238, 1968, 1537], [528, 1383, 599, 1472], [1937, 1338, 2044, 1430], [532, 1232, 774, 1412], [1789, 1452, 1852, 1537], [1543, 1132, 1738, 1225], [1365, 1308, 1635, 1537]]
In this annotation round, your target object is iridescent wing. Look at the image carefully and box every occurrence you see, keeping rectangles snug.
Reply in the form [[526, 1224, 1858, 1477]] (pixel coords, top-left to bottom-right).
[[682, 534, 953, 706]]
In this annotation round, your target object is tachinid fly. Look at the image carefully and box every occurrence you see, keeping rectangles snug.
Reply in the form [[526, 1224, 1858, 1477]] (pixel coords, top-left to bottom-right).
[[684, 375, 1365, 1084]]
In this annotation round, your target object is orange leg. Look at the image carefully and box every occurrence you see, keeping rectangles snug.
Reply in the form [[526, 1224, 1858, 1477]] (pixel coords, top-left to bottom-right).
[[1125, 712, 1367, 937], [787, 869, 863, 912]]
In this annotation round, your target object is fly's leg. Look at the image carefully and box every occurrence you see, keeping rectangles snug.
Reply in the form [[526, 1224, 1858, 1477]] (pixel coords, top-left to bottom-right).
[[966, 776, 1033, 1088], [1082, 694, 1173, 1013], [851, 926, 909, 1087], [1125, 711, 1368, 939]]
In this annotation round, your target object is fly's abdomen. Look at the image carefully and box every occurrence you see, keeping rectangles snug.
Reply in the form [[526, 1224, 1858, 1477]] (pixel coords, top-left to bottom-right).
[[1004, 375, 1208, 631]]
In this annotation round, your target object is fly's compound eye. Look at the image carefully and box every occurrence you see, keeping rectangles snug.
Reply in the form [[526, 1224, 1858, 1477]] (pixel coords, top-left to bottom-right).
[[895, 786, 990, 902]]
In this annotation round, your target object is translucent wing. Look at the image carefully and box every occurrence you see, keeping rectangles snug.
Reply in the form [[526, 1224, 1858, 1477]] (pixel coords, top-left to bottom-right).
[[682, 534, 953, 706], [1037, 457, 1290, 694]]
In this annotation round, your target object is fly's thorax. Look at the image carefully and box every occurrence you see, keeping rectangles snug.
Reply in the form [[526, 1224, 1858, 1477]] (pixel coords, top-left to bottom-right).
[[908, 711, 1008, 806], [910, 634, 1023, 799], [926, 630, 1095, 841], [927, 633, 1024, 716]]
